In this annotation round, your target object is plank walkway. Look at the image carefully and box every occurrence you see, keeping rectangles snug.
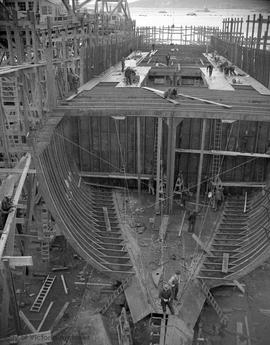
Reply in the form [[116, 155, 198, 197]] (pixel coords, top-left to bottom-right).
[[203, 53, 270, 95], [200, 67, 235, 91], [124, 275, 154, 323], [67, 51, 151, 100]]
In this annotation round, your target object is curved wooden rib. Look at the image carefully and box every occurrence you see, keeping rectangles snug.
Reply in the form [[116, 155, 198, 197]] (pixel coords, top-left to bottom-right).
[[198, 192, 270, 283], [34, 124, 133, 276]]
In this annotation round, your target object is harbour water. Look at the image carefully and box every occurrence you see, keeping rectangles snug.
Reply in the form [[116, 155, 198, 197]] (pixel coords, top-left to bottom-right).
[[129, 7, 270, 29]]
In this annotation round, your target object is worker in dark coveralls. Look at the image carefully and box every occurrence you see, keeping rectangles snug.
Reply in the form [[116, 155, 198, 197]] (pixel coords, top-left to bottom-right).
[[206, 63, 213, 77], [121, 57, 125, 72], [188, 211, 196, 233], [159, 283, 175, 315], [168, 270, 181, 301], [166, 54, 171, 66], [0, 196, 14, 229]]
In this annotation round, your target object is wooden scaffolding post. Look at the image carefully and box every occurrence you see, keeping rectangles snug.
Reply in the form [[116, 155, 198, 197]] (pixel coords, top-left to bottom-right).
[[166, 116, 180, 214], [195, 119, 207, 213], [137, 117, 141, 198], [3, 260, 21, 335], [155, 117, 163, 214]]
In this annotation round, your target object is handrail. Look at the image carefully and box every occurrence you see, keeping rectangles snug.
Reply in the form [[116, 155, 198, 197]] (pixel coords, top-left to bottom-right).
[[0, 153, 31, 260]]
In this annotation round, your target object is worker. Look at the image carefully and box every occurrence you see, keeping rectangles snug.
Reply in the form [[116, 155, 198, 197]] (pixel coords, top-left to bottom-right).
[[125, 67, 136, 85], [68, 69, 80, 93], [121, 57, 125, 72], [187, 211, 196, 233], [166, 54, 171, 66], [125, 67, 132, 85], [148, 175, 155, 195], [206, 63, 213, 77], [0, 196, 14, 230], [159, 283, 175, 315], [215, 186, 224, 211], [228, 64, 236, 76], [168, 270, 181, 301], [164, 87, 177, 99]]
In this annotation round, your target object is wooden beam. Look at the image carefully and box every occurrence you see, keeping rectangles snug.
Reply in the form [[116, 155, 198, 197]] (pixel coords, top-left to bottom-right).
[[192, 234, 212, 256], [37, 302, 54, 332], [0, 153, 31, 260], [233, 280, 245, 294], [19, 310, 36, 333], [50, 302, 70, 331], [158, 215, 169, 242], [137, 117, 141, 198], [155, 118, 163, 214], [80, 172, 151, 179], [0, 168, 36, 174], [175, 148, 270, 158], [177, 91, 232, 109], [222, 253, 229, 273], [195, 118, 206, 212], [103, 207, 111, 232], [178, 210, 186, 237], [166, 116, 178, 214], [2, 256, 33, 267], [3, 260, 21, 334], [61, 275, 68, 295]]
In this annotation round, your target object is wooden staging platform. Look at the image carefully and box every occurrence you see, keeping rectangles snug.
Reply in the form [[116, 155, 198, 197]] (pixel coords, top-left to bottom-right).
[[200, 67, 235, 91], [203, 53, 270, 95], [124, 275, 154, 323]]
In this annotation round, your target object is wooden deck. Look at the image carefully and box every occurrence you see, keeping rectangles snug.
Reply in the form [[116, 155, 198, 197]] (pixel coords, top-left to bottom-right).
[[203, 53, 270, 95], [67, 51, 151, 100], [59, 84, 270, 122], [200, 67, 235, 91]]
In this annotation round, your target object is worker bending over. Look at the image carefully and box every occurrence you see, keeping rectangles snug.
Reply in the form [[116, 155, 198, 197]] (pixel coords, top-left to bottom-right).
[[164, 87, 177, 99], [168, 270, 181, 301]]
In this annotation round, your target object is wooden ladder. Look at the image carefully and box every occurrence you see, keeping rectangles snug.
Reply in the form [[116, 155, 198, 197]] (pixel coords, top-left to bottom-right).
[[30, 275, 56, 312], [199, 279, 227, 325], [211, 119, 223, 179], [40, 207, 50, 262], [98, 276, 132, 315], [152, 118, 158, 177]]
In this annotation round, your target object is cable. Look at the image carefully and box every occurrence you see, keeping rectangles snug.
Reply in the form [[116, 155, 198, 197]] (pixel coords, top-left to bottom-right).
[[113, 118, 131, 218], [55, 131, 121, 173], [55, 126, 258, 213]]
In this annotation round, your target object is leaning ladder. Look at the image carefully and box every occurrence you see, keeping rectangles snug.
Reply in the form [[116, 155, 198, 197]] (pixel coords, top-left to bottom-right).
[[211, 119, 223, 180], [98, 276, 133, 315], [30, 275, 56, 312], [199, 279, 227, 325]]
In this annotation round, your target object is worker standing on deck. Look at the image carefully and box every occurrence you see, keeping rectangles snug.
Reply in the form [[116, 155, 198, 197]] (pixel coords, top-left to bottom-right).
[[168, 270, 181, 301], [159, 283, 175, 315], [215, 186, 224, 211], [206, 63, 213, 77], [125, 67, 132, 85], [121, 57, 125, 72], [166, 54, 171, 66], [187, 211, 196, 233]]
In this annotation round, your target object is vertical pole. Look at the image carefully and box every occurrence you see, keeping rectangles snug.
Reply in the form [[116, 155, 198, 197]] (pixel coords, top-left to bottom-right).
[[155, 117, 162, 214], [3, 260, 21, 335], [195, 118, 207, 213], [0, 265, 9, 336], [166, 116, 178, 214], [137, 117, 141, 198]]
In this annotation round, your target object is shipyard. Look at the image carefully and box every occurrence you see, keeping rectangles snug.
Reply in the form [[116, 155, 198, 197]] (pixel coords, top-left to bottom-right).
[[0, 0, 270, 344]]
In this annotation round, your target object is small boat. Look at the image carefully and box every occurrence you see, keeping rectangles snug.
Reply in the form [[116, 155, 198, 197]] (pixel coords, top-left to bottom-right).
[[186, 12, 197, 16]]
